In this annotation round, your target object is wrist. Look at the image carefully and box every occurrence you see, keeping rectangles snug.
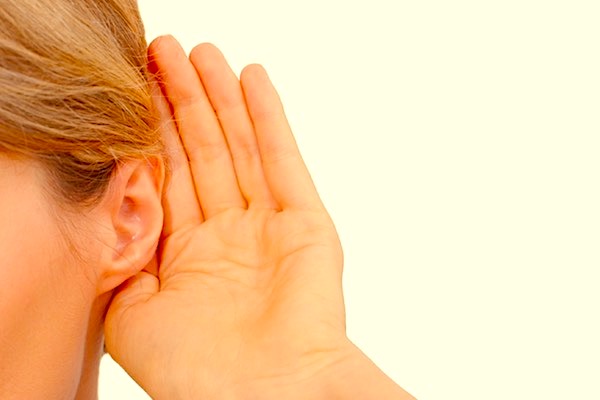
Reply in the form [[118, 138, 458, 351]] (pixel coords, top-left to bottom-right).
[[324, 344, 415, 400], [242, 341, 414, 400]]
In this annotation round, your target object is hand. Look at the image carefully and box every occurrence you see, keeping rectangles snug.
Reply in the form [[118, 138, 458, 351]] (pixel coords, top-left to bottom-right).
[[104, 35, 354, 399]]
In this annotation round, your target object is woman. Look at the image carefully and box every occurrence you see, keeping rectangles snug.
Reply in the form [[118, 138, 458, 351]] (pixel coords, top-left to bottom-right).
[[1, 1, 164, 398], [1, 0, 414, 398]]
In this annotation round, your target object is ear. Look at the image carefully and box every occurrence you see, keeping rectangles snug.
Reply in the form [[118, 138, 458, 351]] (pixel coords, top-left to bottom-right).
[[96, 158, 164, 295]]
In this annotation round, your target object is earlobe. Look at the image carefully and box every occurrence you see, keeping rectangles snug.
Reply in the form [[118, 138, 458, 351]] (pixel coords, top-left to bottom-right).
[[97, 158, 164, 295]]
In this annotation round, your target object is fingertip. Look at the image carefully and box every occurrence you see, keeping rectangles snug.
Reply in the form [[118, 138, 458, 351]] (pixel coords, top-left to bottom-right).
[[241, 64, 275, 97], [190, 41, 216, 54], [149, 34, 178, 49], [241, 63, 267, 80], [148, 35, 170, 58], [149, 35, 186, 66], [189, 42, 227, 69]]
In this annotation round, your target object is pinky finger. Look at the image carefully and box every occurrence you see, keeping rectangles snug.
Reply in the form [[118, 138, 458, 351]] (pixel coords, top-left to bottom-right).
[[150, 80, 204, 238]]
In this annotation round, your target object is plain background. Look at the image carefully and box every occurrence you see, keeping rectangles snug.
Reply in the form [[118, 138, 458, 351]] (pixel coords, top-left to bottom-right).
[[99, 1, 600, 398]]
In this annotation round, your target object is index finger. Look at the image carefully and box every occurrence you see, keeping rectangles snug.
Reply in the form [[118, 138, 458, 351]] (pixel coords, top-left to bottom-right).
[[149, 35, 246, 218], [149, 79, 203, 238]]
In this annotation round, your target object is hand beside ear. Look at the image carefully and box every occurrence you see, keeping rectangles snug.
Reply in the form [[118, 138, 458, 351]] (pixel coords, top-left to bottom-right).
[[104, 36, 414, 400]]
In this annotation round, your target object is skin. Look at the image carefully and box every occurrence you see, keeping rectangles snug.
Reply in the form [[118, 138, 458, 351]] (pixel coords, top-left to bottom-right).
[[0, 34, 412, 399], [105, 36, 415, 400], [0, 157, 99, 399], [0, 154, 163, 398]]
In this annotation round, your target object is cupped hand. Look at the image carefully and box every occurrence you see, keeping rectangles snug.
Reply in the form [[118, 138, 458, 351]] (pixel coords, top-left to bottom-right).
[[104, 36, 354, 400]]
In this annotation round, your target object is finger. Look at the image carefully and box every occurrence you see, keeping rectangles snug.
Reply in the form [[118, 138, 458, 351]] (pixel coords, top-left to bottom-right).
[[240, 64, 323, 210], [104, 271, 158, 377], [150, 80, 204, 238], [190, 43, 277, 209], [148, 35, 246, 218]]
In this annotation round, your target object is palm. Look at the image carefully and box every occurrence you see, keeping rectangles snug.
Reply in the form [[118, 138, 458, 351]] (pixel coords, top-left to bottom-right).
[[164, 207, 343, 350], [158, 206, 345, 335], [105, 37, 349, 399]]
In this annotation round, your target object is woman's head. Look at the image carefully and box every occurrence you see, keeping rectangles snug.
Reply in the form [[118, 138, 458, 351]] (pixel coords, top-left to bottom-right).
[[0, 0, 164, 397], [0, 0, 163, 206]]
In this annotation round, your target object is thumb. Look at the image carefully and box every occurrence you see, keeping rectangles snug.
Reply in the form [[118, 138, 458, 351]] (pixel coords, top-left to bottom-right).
[[104, 270, 159, 365]]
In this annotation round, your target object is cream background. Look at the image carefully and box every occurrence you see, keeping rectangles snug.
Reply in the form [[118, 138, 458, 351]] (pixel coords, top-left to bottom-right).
[[99, 1, 600, 398]]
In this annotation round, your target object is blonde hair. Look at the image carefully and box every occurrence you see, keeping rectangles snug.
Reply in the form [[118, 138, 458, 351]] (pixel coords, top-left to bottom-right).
[[0, 0, 162, 206]]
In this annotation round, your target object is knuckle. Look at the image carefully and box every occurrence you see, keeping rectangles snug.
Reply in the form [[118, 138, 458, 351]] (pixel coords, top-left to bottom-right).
[[187, 140, 230, 163], [231, 140, 261, 163]]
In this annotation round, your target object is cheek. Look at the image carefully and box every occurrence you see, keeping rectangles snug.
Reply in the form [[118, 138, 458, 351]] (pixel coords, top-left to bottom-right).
[[0, 188, 93, 395], [0, 209, 62, 323]]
